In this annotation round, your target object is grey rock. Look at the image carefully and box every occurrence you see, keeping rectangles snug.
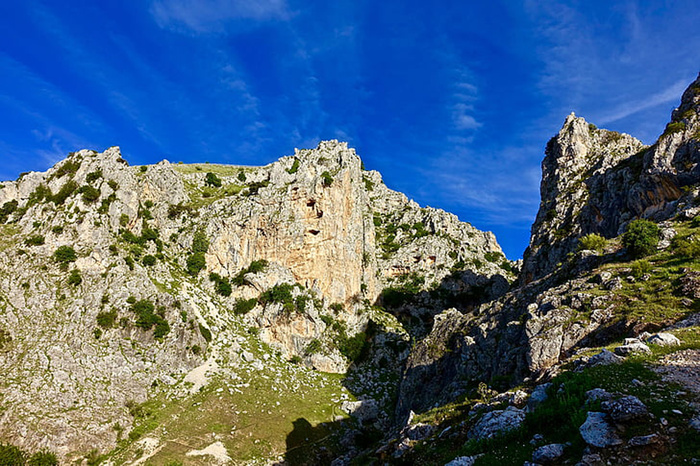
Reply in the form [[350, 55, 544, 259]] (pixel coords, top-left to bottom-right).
[[532, 443, 565, 464], [613, 341, 651, 356], [628, 433, 661, 447], [681, 270, 700, 299], [646, 332, 681, 346], [601, 395, 648, 423], [588, 349, 623, 367], [468, 406, 525, 440], [576, 453, 604, 466], [579, 412, 622, 447], [595, 271, 613, 283], [341, 399, 378, 423], [404, 423, 435, 441], [689, 415, 700, 431], [444, 455, 481, 466], [585, 388, 613, 403], [603, 278, 623, 291], [527, 383, 552, 412]]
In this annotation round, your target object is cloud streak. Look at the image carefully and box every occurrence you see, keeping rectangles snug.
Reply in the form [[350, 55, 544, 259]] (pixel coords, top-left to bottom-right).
[[597, 79, 688, 125], [151, 0, 289, 33]]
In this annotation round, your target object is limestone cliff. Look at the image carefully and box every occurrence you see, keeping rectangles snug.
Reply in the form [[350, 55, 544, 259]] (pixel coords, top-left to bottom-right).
[[0, 140, 508, 459]]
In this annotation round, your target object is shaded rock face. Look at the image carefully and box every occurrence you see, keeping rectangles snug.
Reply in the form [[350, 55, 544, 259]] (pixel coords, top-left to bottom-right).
[[0, 141, 507, 457], [523, 74, 700, 283]]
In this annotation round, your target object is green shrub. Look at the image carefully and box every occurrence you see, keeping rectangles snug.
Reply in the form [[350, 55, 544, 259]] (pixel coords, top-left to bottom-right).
[[259, 283, 294, 305], [247, 259, 268, 274], [167, 203, 193, 219], [142, 255, 156, 266], [0, 200, 18, 223], [662, 121, 686, 138], [186, 253, 206, 275], [321, 171, 333, 187], [209, 273, 232, 296], [412, 221, 430, 238], [191, 345, 202, 355], [27, 184, 52, 207], [623, 219, 660, 258], [237, 170, 247, 182], [0, 443, 27, 464], [672, 235, 700, 258], [484, 251, 505, 263], [295, 294, 309, 312], [28, 450, 58, 466], [192, 230, 209, 253], [233, 298, 257, 315], [108, 180, 119, 191], [305, 339, 322, 355], [119, 214, 130, 227], [54, 159, 81, 178], [244, 180, 269, 196], [121, 229, 144, 245], [93, 328, 102, 339], [51, 180, 78, 205], [96, 309, 117, 329], [24, 235, 45, 246], [153, 320, 171, 339], [54, 246, 77, 263], [380, 272, 425, 308], [204, 172, 222, 187], [68, 269, 82, 286], [329, 302, 344, 313], [630, 259, 652, 278], [125, 256, 135, 271], [130, 299, 170, 339], [97, 194, 116, 214], [232, 259, 269, 286], [85, 170, 102, 184], [141, 227, 159, 242], [78, 185, 101, 202], [198, 324, 212, 342], [339, 332, 366, 361], [287, 158, 300, 174], [578, 233, 606, 253]]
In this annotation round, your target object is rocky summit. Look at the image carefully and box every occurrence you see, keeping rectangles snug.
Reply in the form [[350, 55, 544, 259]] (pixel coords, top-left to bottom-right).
[[1, 77, 700, 465]]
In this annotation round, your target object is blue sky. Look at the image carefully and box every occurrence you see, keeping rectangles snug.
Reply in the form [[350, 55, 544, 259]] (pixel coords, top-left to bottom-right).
[[1, 1, 699, 258]]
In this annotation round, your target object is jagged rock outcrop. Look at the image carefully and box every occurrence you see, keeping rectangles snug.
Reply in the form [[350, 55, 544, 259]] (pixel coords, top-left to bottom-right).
[[523, 73, 700, 282], [397, 74, 700, 419]]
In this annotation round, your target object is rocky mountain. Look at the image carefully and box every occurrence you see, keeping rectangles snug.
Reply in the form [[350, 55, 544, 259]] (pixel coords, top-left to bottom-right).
[[0, 140, 510, 463], [0, 76, 699, 466]]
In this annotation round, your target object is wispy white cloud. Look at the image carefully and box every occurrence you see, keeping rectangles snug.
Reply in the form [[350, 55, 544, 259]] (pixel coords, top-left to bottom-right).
[[448, 63, 481, 132], [597, 79, 687, 125], [151, 0, 290, 33]]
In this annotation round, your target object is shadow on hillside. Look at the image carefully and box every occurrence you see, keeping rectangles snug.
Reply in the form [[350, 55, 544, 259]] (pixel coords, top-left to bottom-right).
[[280, 270, 514, 464]]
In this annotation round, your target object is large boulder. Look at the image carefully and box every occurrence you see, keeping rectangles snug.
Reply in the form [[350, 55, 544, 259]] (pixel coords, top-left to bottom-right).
[[579, 412, 622, 448], [601, 395, 648, 423], [468, 406, 525, 440]]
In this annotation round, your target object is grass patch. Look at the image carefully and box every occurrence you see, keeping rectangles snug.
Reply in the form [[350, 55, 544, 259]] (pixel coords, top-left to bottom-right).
[[107, 361, 351, 464], [173, 163, 256, 176]]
